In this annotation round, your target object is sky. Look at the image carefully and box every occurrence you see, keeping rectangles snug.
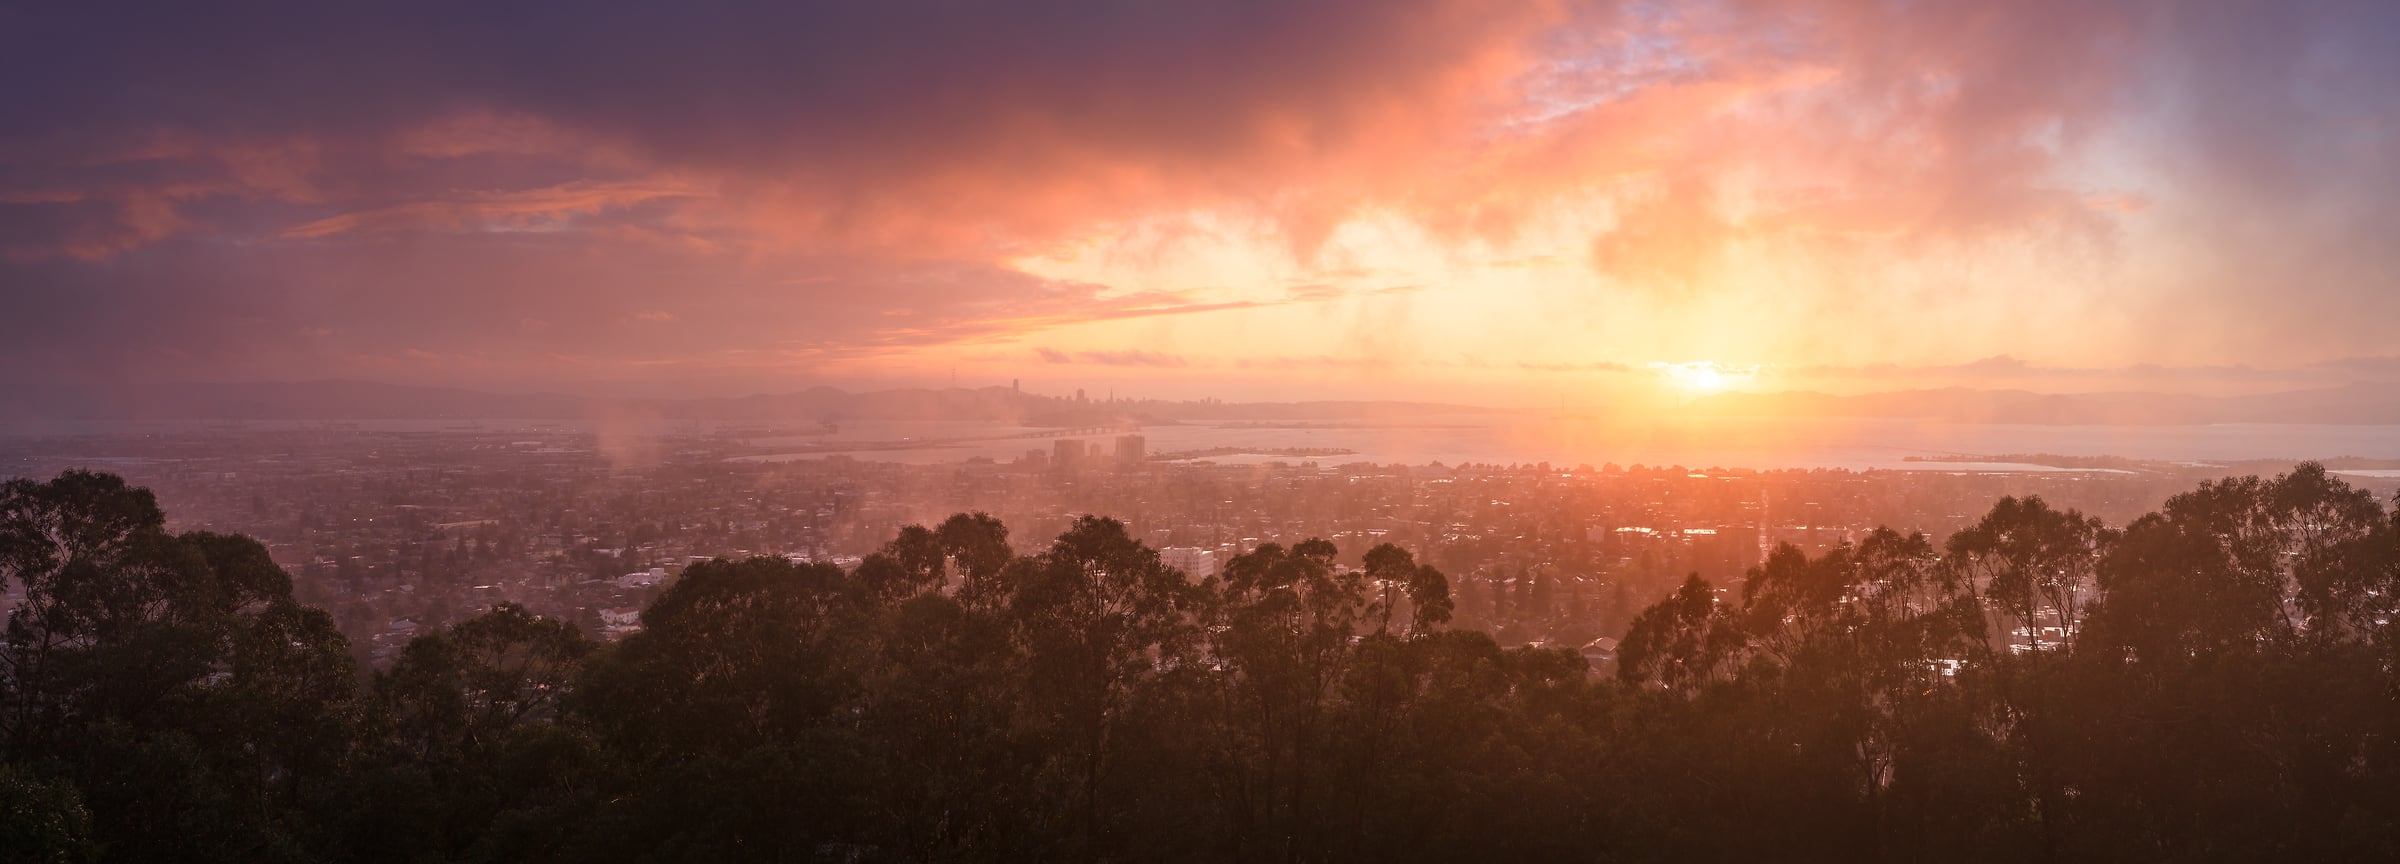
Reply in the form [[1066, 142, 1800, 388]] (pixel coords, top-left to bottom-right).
[[5, 0, 2398, 409]]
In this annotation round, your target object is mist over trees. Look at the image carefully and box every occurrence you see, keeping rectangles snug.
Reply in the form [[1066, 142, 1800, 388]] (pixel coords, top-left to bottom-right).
[[3, 465, 2397, 862]]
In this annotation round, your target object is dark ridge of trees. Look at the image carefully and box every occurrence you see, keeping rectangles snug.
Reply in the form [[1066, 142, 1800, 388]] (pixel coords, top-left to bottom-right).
[[1, 464, 2396, 863]]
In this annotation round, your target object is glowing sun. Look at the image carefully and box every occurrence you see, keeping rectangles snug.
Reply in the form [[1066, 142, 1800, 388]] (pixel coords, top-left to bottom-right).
[[1653, 361, 1752, 395]]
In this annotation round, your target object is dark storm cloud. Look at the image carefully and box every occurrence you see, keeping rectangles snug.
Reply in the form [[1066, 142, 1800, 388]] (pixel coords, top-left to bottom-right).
[[2, 0, 1555, 231], [1, 0, 1563, 391]]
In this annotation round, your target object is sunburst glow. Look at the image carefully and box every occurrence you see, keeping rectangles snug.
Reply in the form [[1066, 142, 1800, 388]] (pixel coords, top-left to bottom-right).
[[1652, 361, 1753, 395]]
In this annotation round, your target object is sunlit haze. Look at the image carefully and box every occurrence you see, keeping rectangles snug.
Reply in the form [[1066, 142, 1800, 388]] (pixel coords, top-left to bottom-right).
[[6, 1, 2400, 417], [9, 6, 2400, 861]]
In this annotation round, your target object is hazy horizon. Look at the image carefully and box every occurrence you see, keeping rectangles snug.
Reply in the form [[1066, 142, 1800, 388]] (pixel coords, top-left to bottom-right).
[[8, 1, 2400, 415]]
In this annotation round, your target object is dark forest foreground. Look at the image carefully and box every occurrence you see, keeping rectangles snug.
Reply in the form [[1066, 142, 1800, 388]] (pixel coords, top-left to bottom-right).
[[4, 464, 2397, 862]]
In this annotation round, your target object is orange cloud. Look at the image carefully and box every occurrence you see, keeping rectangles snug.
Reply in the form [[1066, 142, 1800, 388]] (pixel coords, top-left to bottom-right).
[[283, 179, 706, 238], [7, 0, 2399, 397]]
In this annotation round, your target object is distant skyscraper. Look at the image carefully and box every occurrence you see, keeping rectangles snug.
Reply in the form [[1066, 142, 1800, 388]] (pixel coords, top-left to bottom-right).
[[1053, 439, 1087, 470], [1114, 434, 1146, 469]]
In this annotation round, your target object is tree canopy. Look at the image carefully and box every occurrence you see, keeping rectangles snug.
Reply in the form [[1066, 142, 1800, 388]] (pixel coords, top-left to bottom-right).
[[2, 465, 2396, 862]]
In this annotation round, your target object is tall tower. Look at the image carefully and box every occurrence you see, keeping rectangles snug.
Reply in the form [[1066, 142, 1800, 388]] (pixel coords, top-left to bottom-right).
[[1757, 487, 1773, 565]]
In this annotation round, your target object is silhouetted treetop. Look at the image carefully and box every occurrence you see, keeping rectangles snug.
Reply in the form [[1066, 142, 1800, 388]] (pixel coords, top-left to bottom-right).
[[2, 464, 2395, 862]]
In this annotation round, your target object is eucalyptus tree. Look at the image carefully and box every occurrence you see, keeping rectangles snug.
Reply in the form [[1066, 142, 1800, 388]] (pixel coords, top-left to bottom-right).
[[0, 471, 355, 862], [996, 516, 1206, 858]]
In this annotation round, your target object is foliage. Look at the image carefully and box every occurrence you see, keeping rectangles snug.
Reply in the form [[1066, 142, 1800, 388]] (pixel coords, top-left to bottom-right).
[[3, 465, 2396, 861]]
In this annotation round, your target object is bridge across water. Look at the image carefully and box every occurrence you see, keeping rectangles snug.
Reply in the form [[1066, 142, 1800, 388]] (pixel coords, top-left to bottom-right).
[[982, 422, 1148, 440]]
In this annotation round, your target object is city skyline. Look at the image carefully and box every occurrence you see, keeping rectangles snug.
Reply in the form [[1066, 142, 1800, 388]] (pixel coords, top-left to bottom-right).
[[7, 5, 2400, 856]]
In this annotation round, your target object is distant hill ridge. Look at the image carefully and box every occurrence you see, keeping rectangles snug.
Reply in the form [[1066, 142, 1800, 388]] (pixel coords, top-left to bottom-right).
[[3, 379, 1494, 424], [1682, 382, 2400, 425], [13, 379, 2400, 426]]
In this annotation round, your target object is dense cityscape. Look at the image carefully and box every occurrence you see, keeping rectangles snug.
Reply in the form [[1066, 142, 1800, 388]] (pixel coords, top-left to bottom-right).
[[9, 423, 2377, 674], [11, 0, 2400, 859]]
